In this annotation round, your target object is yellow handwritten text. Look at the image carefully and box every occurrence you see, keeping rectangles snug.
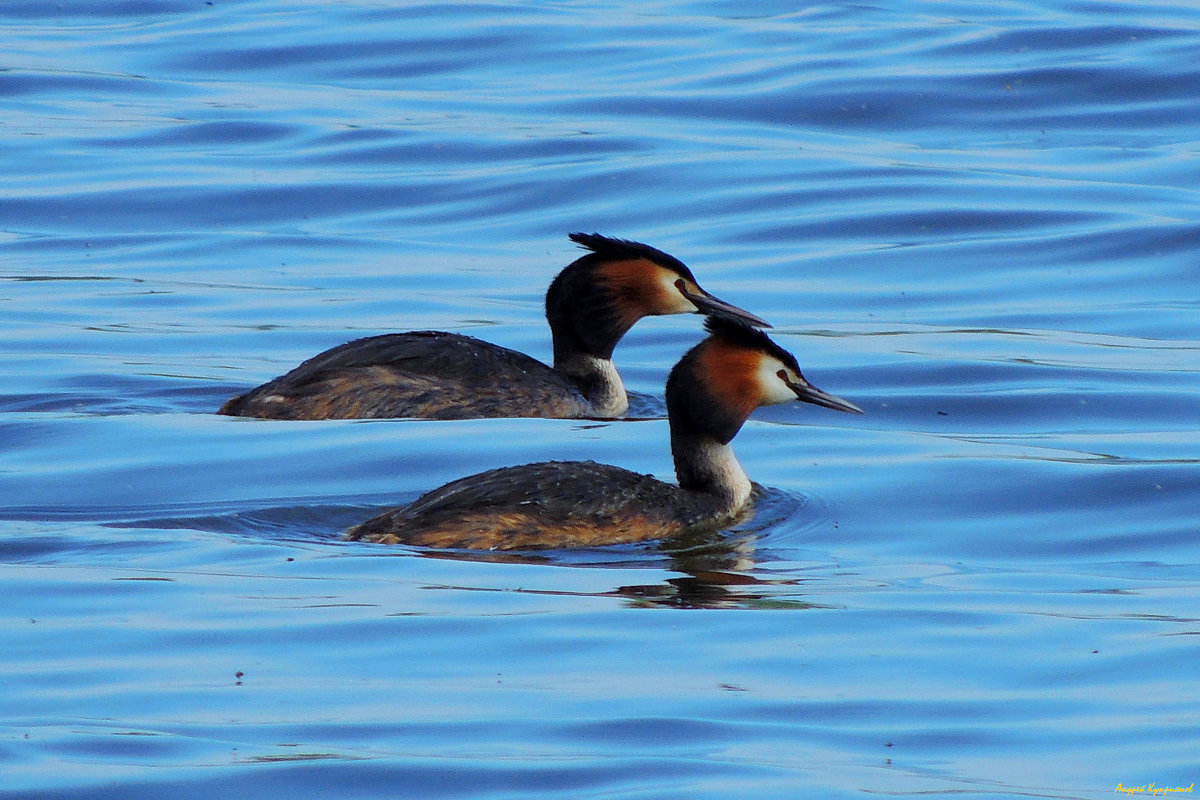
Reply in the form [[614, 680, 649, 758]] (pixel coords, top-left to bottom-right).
[[1115, 784, 1194, 796]]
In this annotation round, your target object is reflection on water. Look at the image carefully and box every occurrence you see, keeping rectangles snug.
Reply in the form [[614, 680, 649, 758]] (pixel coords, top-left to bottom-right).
[[612, 573, 823, 611], [2, 0, 1198, 797]]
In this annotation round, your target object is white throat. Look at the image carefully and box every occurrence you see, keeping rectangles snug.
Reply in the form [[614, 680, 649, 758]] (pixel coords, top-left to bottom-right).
[[674, 437, 752, 511], [700, 439, 752, 508], [558, 354, 629, 417]]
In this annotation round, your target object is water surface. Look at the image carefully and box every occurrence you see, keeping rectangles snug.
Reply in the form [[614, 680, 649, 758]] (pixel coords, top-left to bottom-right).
[[2, 1, 1198, 798]]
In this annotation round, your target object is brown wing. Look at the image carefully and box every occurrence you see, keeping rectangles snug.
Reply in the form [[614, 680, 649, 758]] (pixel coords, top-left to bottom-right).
[[345, 460, 733, 550], [220, 332, 588, 420]]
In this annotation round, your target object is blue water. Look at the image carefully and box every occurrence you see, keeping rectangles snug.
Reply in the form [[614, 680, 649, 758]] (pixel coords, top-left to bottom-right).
[[2, 1, 1198, 797]]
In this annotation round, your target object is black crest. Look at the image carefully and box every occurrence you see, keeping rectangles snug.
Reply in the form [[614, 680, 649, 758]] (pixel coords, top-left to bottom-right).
[[567, 232, 698, 282], [702, 316, 801, 374]]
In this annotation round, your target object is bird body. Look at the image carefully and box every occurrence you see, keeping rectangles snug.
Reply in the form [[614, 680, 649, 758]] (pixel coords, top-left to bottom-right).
[[220, 233, 766, 420], [345, 460, 737, 550], [219, 331, 590, 420], [345, 319, 861, 550]]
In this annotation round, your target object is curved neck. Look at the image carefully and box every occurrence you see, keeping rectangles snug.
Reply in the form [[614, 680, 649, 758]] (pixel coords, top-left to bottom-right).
[[669, 431, 752, 511], [545, 262, 630, 416], [554, 353, 628, 417]]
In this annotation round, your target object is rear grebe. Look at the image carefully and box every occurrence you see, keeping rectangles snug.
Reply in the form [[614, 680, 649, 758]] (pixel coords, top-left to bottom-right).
[[218, 233, 767, 420], [345, 318, 861, 550]]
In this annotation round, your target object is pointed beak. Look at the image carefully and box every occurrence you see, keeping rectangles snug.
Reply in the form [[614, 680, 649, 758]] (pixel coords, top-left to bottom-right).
[[785, 376, 863, 414], [678, 282, 771, 328]]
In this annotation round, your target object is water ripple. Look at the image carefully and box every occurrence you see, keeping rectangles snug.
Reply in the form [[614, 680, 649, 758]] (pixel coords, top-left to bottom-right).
[[2, 0, 1199, 797]]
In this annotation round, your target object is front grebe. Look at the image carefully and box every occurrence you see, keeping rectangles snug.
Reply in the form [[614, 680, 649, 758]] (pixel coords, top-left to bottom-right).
[[344, 318, 862, 550], [218, 233, 767, 420]]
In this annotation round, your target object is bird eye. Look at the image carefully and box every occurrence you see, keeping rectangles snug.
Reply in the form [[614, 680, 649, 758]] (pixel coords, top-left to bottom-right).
[[776, 369, 788, 382]]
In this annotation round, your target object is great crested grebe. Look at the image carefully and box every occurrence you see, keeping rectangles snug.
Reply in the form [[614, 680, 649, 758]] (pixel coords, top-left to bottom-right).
[[344, 318, 862, 550], [218, 233, 768, 420]]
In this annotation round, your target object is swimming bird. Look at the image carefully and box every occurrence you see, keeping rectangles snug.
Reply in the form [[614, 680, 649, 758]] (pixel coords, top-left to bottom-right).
[[218, 233, 768, 420], [344, 318, 861, 550]]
